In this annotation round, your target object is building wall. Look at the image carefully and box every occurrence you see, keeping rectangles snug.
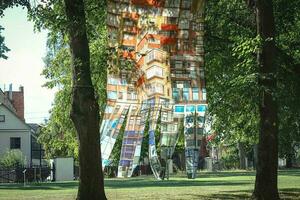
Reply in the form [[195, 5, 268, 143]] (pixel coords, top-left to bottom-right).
[[0, 105, 31, 166]]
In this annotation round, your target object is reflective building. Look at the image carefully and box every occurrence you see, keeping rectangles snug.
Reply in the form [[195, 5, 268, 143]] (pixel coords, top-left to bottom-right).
[[102, 0, 207, 179]]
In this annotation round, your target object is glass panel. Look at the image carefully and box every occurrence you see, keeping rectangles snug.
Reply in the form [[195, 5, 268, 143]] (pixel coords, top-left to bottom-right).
[[183, 88, 189, 101], [174, 105, 184, 112], [146, 66, 163, 79], [186, 105, 195, 112], [105, 106, 114, 113], [202, 88, 207, 101], [197, 105, 206, 112], [107, 91, 117, 99], [192, 88, 199, 101]]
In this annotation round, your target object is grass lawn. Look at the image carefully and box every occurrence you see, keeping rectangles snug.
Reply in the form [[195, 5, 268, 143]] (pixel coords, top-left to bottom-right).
[[0, 170, 299, 200]]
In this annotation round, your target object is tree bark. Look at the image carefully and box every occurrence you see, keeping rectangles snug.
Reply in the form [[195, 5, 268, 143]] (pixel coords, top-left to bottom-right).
[[64, 0, 107, 199], [252, 0, 279, 199]]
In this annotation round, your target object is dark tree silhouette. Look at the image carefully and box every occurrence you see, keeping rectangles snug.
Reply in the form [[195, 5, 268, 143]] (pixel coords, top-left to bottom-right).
[[64, 0, 107, 199]]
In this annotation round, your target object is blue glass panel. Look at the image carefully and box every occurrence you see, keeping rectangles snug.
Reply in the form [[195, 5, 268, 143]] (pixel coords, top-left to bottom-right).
[[197, 105, 206, 112], [119, 160, 130, 166], [103, 159, 110, 166], [183, 88, 189, 101], [107, 91, 117, 99], [111, 120, 118, 128], [107, 78, 119, 85], [149, 130, 155, 145], [127, 131, 136, 135], [186, 105, 195, 112], [105, 106, 114, 113], [174, 105, 185, 113]]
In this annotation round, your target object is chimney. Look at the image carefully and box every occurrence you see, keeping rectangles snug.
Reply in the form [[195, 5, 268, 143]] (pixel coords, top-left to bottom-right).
[[3, 85, 25, 120], [19, 86, 24, 93], [9, 85, 25, 121], [9, 83, 12, 100]]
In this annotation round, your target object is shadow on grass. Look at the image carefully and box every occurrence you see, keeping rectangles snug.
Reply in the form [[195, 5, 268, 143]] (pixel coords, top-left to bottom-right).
[[279, 188, 300, 200], [188, 192, 250, 200], [185, 188, 300, 200], [0, 179, 250, 190], [278, 169, 300, 177], [195, 171, 256, 178], [195, 169, 300, 179], [0, 182, 78, 190], [104, 178, 250, 189]]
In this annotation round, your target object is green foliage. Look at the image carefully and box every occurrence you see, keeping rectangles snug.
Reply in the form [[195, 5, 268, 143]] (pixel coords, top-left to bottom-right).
[[155, 112, 161, 155], [205, 0, 259, 147], [205, 0, 300, 164], [0, 26, 10, 59], [175, 119, 185, 153], [140, 111, 150, 161], [274, 0, 300, 161], [0, 0, 30, 16], [220, 146, 239, 169], [0, 149, 26, 168]]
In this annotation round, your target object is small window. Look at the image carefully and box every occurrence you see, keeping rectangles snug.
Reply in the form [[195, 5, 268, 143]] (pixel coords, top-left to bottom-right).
[[192, 88, 199, 101], [107, 91, 118, 100], [0, 115, 5, 122], [172, 88, 180, 102], [202, 88, 207, 101], [197, 105, 206, 112], [105, 106, 114, 114], [129, 117, 135, 125], [10, 137, 21, 149], [174, 105, 184, 113], [183, 88, 189, 101], [186, 105, 196, 112], [146, 66, 163, 79], [118, 92, 124, 100]]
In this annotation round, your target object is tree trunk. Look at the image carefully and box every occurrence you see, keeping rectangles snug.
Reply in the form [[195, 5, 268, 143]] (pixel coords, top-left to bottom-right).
[[252, 0, 279, 199], [238, 142, 246, 170], [64, 0, 107, 199], [253, 144, 258, 169]]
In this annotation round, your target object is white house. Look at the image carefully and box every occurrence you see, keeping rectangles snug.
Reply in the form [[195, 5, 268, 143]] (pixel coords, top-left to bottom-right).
[[0, 103, 32, 166]]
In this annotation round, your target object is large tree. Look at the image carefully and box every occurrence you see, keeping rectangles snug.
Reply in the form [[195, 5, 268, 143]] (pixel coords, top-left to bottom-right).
[[248, 0, 279, 198], [63, 0, 106, 199], [206, 0, 300, 197]]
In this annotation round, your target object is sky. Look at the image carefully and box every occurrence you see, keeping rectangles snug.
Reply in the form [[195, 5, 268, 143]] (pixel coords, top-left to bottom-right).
[[0, 7, 56, 124]]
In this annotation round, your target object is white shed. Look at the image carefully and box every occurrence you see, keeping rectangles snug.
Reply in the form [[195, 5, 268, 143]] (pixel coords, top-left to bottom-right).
[[50, 157, 74, 181]]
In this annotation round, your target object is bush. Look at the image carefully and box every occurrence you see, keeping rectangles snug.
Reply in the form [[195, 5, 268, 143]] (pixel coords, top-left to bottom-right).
[[0, 149, 26, 169], [220, 146, 239, 169]]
